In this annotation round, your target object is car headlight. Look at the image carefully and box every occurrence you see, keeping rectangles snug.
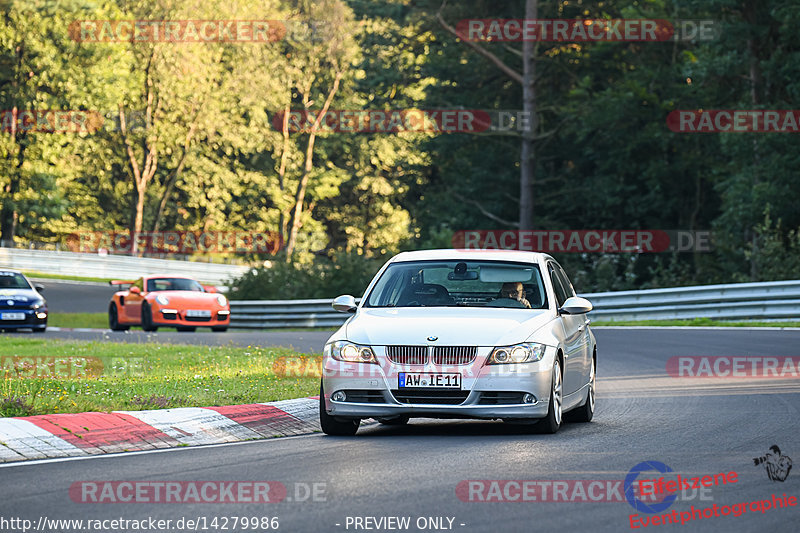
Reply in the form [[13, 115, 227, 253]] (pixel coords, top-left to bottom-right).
[[325, 340, 377, 364], [216, 295, 227, 306], [156, 295, 170, 305], [488, 342, 546, 364], [30, 299, 45, 309]]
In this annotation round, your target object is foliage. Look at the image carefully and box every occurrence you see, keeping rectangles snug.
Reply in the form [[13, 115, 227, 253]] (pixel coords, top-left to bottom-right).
[[1, 0, 798, 295], [228, 251, 385, 299]]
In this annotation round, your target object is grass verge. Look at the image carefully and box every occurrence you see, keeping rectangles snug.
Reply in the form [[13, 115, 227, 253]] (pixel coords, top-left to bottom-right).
[[592, 317, 800, 327], [48, 312, 108, 329], [0, 337, 319, 417], [45, 312, 337, 332], [23, 271, 114, 283]]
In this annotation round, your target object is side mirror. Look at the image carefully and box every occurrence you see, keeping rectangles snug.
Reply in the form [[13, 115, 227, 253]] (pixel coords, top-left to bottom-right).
[[34, 284, 44, 292], [332, 294, 357, 313], [203, 285, 217, 293], [129, 286, 141, 294], [559, 296, 593, 315]]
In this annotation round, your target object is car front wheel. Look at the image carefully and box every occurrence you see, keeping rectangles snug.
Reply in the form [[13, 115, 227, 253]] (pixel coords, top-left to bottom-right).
[[539, 358, 563, 434], [141, 303, 158, 332], [319, 382, 360, 436]]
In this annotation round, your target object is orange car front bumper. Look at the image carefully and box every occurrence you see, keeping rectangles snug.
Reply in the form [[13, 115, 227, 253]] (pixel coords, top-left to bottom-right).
[[151, 307, 230, 326]]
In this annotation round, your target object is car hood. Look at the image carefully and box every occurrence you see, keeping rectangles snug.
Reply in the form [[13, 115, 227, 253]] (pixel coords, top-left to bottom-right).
[[147, 291, 224, 306], [0, 289, 45, 306], [344, 307, 555, 347]]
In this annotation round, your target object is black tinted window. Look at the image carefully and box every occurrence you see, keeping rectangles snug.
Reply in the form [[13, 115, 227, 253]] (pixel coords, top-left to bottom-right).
[[548, 265, 569, 307], [555, 264, 576, 298]]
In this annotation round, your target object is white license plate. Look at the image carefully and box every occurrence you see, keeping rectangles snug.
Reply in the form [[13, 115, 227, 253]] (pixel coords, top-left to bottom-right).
[[1, 312, 25, 320], [186, 310, 211, 318], [399, 372, 461, 389]]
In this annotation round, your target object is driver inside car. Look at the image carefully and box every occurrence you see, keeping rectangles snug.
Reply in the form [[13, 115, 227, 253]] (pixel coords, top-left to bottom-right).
[[499, 282, 532, 309]]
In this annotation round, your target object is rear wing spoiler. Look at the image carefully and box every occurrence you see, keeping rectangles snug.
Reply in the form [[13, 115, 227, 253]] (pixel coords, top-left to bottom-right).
[[109, 280, 134, 286]]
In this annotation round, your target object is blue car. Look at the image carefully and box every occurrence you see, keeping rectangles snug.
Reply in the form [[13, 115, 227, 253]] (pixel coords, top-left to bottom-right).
[[0, 270, 47, 332]]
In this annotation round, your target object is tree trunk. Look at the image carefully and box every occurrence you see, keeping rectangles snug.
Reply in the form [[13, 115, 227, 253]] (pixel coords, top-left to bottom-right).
[[519, 0, 537, 230], [121, 52, 159, 255], [1, 39, 25, 245], [152, 123, 195, 234], [0, 177, 19, 245], [0, 108, 20, 245], [437, 0, 536, 229], [284, 71, 342, 260], [277, 102, 291, 245], [745, 0, 763, 280]]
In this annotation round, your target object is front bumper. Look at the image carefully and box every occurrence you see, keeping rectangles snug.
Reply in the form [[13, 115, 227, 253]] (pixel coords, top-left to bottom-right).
[[0, 308, 47, 329], [322, 346, 555, 420], [151, 308, 230, 327]]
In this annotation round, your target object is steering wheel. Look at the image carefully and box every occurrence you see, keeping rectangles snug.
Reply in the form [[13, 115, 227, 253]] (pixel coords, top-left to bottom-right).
[[486, 297, 527, 309]]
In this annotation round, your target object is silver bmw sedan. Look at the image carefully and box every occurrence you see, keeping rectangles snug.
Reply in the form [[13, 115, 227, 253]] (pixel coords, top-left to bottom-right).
[[319, 249, 596, 435]]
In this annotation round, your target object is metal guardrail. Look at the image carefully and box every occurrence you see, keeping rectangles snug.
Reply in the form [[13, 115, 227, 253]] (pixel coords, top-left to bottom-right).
[[0, 248, 249, 285], [585, 280, 800, 321], [230, 299, 359, 329], [229, 280, 800, 329]]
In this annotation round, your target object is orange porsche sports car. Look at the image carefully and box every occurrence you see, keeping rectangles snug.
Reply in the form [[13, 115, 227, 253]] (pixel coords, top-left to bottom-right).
[[108, 275, 230, 332]]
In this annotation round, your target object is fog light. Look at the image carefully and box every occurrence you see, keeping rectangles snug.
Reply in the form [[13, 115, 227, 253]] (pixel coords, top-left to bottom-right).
[[523, 393, 536, 404], [331, 391, 346, 402], [36, 312, 47, 319]]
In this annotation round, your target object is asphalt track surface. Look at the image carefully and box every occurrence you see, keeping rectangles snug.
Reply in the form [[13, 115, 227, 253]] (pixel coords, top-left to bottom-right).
[[1, 328, 798, 533], [32, 278, 116, 314]]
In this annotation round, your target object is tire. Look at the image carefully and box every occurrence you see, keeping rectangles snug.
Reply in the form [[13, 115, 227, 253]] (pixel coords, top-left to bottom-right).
[[141, 303, 158, 332], [176, 326, 196, 332], [32, 327, 46, 333], [377, 416, 409, 426], [538, 357, 563, 434], [211, 327, 228, 332], [319, 382, 360, 436], [108, 304, 129, 331], [567, 353, 595, 423]]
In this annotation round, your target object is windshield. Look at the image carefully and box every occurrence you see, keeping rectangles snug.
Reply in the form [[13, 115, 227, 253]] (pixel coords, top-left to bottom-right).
[[364, 260, 548, 309], [146, 278, 204, 292], [0, 271, 32, 290]]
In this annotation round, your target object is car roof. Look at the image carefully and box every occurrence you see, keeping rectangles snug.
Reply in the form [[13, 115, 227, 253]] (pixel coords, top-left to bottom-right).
[[0, 268, 23, 274], [388, 249, 553, 264], [143, 274, 195, 280]]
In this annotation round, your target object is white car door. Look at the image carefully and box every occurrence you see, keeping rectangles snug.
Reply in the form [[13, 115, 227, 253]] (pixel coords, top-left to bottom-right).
[[548, 263, 584, 395], [554, 263, 592, 387]]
